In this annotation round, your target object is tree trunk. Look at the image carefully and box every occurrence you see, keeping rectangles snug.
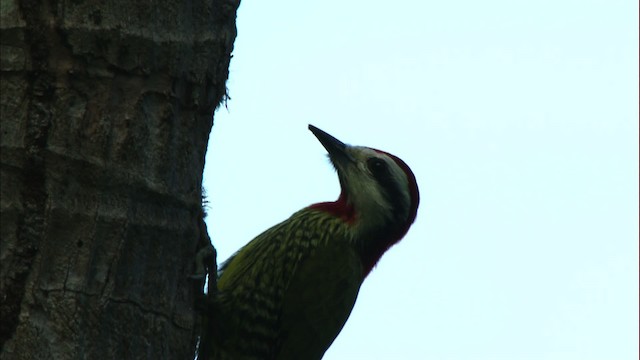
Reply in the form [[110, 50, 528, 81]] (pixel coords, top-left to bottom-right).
[[0, 0, 238, 358]]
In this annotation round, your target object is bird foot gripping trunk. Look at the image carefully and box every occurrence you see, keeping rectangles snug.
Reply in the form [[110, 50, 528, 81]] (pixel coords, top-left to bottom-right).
[[196, 125, 419, 360], [191, 207, 219, 360]]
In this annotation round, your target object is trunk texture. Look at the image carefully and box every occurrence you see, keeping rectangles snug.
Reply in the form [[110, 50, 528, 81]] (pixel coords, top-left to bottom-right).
[[0, 0, 238, 358]]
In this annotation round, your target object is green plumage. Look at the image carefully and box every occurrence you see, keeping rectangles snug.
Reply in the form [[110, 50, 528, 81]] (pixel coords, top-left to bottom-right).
[[198, 125, 419, 360], [204, 208, 363, 360]]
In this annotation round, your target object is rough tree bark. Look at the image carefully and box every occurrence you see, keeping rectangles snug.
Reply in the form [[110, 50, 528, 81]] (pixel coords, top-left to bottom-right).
[[0, 0, 238, 358]]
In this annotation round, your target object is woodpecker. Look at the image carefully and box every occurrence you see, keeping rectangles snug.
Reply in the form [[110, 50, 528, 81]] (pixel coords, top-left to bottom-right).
[[199, 125, 419, 360]]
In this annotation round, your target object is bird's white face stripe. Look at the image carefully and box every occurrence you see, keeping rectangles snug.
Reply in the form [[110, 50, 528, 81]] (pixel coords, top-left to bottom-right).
[[337, 146, 412, 237]]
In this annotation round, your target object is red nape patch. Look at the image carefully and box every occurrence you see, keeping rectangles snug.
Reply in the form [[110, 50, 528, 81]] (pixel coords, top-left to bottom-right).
[[363, 148, 420, 278], [372, 148, 420, 227], [309, 192, 357, 223]]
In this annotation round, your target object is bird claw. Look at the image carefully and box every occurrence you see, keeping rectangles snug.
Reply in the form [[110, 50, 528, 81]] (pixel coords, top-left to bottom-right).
[[191, 243, 216, 280]]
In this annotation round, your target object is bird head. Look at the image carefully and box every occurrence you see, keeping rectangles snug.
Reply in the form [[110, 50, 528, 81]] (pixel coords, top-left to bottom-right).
[[308, 125, 420, 275]]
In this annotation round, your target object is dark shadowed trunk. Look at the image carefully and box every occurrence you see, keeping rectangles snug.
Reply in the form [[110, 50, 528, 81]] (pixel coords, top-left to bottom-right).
[[0, 0, 238, 358]]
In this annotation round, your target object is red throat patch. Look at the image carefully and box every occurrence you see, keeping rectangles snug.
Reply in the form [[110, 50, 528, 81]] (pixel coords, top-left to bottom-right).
[[309, 192, 357, 224]]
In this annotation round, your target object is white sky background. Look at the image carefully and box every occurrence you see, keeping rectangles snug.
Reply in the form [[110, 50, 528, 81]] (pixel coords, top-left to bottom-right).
[[202, 1, 639, 359]]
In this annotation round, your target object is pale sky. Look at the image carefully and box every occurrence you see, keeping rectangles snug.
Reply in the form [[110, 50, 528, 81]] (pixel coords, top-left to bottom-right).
[[203, 1, 639, 359]]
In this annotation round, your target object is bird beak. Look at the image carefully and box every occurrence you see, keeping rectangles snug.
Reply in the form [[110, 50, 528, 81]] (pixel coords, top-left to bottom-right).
[[308, 125, 355, 164]]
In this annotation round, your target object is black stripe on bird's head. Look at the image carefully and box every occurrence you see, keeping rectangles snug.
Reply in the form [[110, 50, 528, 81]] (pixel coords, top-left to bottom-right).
[[308, 125, 419, 274]]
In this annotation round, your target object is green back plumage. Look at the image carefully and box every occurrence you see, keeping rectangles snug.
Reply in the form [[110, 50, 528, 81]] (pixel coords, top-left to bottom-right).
[[208, 208, 363, 360]]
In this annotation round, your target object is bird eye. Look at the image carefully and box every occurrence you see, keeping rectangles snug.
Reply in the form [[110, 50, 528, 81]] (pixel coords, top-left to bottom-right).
[[367, 157, 388, 176]]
